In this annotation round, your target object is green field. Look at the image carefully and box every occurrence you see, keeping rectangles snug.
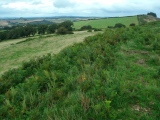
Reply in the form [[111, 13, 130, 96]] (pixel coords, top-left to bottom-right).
[[0, 31, 97, 75], [74, 16, 138, 29]]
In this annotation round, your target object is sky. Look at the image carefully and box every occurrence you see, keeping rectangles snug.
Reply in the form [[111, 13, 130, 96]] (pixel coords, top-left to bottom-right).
[[0, 0, 160, 18]]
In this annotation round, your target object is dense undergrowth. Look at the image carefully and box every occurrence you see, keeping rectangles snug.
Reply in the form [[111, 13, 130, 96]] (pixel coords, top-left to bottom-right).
[[0, 22, 160, 119]]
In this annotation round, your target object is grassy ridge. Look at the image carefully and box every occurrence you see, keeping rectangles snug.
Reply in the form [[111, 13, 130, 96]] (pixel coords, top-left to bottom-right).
[[0, 23, 160, 119], [74, 16, 138, 29]]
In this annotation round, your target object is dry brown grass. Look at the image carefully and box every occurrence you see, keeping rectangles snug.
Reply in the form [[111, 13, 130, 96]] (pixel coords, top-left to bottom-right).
[[0, 20, 9, 26]]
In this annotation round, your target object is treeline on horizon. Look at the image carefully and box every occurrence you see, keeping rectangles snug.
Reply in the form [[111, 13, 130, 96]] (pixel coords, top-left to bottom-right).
[[0, 20, 73, 42]]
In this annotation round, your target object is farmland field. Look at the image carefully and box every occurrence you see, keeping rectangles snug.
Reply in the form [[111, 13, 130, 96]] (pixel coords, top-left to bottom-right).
[[0, 20, 9, 26], [0, 31, 97, 75], [73, 16, 138, 29]]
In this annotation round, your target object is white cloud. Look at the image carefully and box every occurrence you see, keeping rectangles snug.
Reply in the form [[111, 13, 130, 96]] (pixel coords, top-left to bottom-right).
[[0, 0, 160, 17], [53, 0, 76, 8]]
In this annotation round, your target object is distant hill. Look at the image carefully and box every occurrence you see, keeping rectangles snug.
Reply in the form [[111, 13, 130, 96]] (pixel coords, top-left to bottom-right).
[[137, 15, 159, 25], [28, 20, 54, 25], [73, 16, 138, 29], [0, 15, 159, 27]]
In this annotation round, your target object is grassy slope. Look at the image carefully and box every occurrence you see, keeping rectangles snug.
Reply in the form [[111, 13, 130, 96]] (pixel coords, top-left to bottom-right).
[[0, 22, 160, 119], [74, 16, 138, 29], [0, 31, 96, 75]]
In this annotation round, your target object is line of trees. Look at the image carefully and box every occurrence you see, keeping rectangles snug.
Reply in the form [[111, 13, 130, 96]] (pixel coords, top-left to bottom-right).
[[0, 25, 36, 40], [0, 20, 73, 42]]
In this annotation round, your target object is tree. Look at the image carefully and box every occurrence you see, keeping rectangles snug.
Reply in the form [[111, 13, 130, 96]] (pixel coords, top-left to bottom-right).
[[0, 31, 8, 41], [31, 27, 37, 36], [57, 27, 68, 35], [58, 20, 73, 31], [47, 24, 57, 34], [38, 25, 48, 35], [147, 12, 157, 18], [24, 26, 32, 37]]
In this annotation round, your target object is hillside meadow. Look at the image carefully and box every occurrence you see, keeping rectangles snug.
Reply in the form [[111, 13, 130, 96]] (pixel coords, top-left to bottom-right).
[[0, 21, 159, 119], [0, 31, 97, 75], [74, 16, 138, 29]]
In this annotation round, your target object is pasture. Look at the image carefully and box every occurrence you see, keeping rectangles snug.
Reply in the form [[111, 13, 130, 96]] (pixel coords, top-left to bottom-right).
[[0, 31, 97, 75], [73, 16, 138, 29]]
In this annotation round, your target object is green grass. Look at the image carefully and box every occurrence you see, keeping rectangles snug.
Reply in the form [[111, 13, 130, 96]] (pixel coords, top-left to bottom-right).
[[0, 31, 97, 75], [0, 22, 160, 119], [74, 16, 138, 29]]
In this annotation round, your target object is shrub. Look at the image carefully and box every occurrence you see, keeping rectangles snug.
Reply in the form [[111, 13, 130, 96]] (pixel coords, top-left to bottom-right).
[[57, 27, 68, 35], [114, 23, 126, 28], [108, 26, 114, 28], [80, 25, 92, 30], [87, 29, 92, 32], [94, 28, 102, 31], [130, 23, 136, 26]]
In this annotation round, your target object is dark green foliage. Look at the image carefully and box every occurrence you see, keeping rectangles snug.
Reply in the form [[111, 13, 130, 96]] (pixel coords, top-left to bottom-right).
[[108, 26, 114, 28], [80, 25, 92, 30], [38, 24, 48, 35], [0, 20, 74, 42], [0, 54, 52, 94], [114, 23, 126, 28], [93, 28, 102, 31], [147, 12, 157, 18], [58, 20, 73, 31], [47, 24, 57, 34], [56, 20, 74, 35], [0, 31, 8, 41], [0, 25, 36, 41], [130, 23, 136, 26], [57, 27, 68, 35], [24, 25, 37, 36]]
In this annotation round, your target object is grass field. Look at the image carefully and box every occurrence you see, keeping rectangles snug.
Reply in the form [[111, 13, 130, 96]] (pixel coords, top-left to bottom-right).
[[0, 31, 97, 75], [73, 16, 138, 29]]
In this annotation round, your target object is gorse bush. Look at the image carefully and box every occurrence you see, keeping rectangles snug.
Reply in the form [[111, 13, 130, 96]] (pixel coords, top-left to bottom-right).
[[0, 54, 52, 94], [0, 23, 160, 119]]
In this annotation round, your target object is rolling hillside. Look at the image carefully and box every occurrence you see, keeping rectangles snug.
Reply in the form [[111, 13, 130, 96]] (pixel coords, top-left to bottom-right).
[[73, 16, 138, 29], [0, 21, 159, 119]]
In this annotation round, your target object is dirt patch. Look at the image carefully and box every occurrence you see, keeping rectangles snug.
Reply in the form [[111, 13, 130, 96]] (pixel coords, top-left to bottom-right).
[[136, 59, 146, 65], [132, 105, 150, 113]]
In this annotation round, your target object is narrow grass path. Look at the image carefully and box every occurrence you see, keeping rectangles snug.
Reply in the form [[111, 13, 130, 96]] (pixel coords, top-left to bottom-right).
[[113, 38, 160, 119]]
